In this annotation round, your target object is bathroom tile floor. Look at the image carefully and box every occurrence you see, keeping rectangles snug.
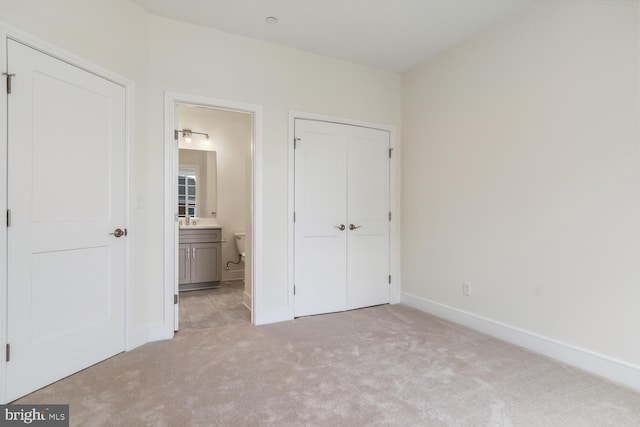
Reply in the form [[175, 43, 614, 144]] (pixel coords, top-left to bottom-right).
[[178, 280, 250, 330]]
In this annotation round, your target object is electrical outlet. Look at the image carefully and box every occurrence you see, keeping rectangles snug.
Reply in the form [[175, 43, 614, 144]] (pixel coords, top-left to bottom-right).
[[463, 282, 471, 296]]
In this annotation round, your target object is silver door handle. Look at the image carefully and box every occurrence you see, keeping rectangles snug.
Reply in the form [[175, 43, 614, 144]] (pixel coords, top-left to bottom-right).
[[349, 224, 362, 230], [110, 228, 127, 238], [335, 224, 345, 231], [192, 247, 196, 258]]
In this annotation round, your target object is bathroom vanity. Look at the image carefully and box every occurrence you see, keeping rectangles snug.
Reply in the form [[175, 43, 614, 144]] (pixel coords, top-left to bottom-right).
[[178, 226, 222, 291]]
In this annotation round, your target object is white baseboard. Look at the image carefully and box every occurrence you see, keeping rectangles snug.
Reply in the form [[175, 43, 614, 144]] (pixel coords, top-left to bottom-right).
[[222, 269, 244, 282], [401, 292, 640, 392], [126, 322, 167, 351], [243, 291, 251, 311], [254, 307, 291, 326], [126, 325, 149, 351], [148, 322, 168, 341]]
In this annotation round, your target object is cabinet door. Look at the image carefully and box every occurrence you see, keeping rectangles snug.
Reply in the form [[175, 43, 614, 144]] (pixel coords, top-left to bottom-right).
[[178, 243, 191, 285], [191, 243, 221, 283]]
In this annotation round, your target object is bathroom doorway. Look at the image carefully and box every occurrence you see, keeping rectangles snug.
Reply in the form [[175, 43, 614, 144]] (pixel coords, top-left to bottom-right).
[[177, 104, 251, 329], [163, 93, 262, 336]]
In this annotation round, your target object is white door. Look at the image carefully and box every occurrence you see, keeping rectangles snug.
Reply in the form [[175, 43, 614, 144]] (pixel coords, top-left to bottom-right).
[[294, 120, 348, 316], [294, 119, 389, 317], [5, 40, 127, 402], [346, 126, 390, 309]]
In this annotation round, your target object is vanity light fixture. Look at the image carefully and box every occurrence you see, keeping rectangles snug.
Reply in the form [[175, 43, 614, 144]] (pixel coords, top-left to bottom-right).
[[175, 128, 209, 144]]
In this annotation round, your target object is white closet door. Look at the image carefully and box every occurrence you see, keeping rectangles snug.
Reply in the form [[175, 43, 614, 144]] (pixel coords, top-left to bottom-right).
[[294, 119, 348, 317], [294, 119, 389, 317], [346, 126, 390, 309], [5, 40, 127, 402]]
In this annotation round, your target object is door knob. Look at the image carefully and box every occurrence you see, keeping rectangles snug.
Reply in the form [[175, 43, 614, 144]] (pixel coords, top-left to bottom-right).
[[335, 224, 346, 231], [110, 228, 127, 238], [349, 224, 362, 230]]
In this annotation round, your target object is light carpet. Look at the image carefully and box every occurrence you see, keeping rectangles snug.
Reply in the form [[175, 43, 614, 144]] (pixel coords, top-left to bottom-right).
[[15, 304, 640, 426], [179, 281, 250, 330]]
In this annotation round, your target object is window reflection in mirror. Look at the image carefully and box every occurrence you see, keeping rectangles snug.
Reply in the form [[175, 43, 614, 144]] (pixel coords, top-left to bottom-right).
[[178, 167, 197, 217], [178, 149, 217, 218]]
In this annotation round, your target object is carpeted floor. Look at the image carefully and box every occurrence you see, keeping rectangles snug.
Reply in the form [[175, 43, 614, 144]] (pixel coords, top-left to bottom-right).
[[179, 281, 250, 330], [15, 304, 640, 426]]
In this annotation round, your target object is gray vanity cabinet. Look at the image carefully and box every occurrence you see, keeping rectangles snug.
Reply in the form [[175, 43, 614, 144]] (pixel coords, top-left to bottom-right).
[[179, 228, 222, 291]]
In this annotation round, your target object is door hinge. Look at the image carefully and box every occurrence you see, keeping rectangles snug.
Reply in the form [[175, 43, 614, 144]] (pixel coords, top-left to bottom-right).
[[6, 343, 10, 362], [389, 211, 392, 221], [389, 148, 393, 158], [389, 275, 391, 284], [174, 294, 178, 305], [3, 73, 15, 94], [294, 138, 301, 149], [294, 285, 296, 295], [6, 209, 10, 227], [293, 212, 296, 222]]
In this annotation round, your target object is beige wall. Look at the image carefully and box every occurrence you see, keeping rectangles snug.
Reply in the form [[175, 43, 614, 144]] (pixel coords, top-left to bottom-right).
[[6, 0, 635, 371], [147, 16, 403, 322], [0, 0, 403, 337], [0, 0, 153, 342], [213, 110, 251, 278], [179, 106, 252, 277], [402, 0, 640, 365]]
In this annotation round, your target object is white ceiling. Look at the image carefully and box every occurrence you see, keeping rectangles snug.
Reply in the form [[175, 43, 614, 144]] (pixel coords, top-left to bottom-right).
[[132, 0, 531, 72]]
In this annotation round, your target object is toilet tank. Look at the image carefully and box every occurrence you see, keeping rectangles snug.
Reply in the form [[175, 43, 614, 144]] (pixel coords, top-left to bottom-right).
[[234, 232, 245, 255]]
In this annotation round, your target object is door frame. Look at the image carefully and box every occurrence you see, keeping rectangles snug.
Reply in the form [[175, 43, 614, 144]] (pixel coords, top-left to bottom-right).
[[163, 92, 263, 336], [287, 111, 401, 319], [0, 23, 134, 404]]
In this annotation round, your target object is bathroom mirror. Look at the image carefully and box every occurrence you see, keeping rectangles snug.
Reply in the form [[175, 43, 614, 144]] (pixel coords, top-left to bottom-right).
[[178, 148, 217, 218]]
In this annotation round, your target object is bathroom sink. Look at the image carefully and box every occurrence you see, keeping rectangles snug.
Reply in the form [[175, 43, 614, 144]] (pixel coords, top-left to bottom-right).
[[179, 218, 221, 229], [179, 224, 221, 229]]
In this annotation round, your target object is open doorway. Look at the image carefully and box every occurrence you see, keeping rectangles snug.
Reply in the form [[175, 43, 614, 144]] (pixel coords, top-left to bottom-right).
[[176, 104, 251, 329], [164, 93, 262, 337]]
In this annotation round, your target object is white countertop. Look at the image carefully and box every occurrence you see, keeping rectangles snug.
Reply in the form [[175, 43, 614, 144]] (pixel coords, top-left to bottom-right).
[[179, 225, 222, 230]]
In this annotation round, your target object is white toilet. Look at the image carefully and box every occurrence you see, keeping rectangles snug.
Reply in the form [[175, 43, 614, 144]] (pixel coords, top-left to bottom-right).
[[234, 232, 246, 261]]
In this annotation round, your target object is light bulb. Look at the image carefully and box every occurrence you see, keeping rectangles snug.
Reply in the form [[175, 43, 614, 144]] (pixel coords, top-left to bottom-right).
[[185, 136, 192, 143]]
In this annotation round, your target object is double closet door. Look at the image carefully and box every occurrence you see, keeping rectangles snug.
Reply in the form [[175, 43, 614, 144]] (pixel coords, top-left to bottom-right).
[[294, 119, 390, 317]]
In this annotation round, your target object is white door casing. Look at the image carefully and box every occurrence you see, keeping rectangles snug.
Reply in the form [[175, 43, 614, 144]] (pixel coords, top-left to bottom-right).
[[5, 40, 127, 402], [164, 93, 263, 331], [173, 108, 180, 332], [294, 119, 390, 317]]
